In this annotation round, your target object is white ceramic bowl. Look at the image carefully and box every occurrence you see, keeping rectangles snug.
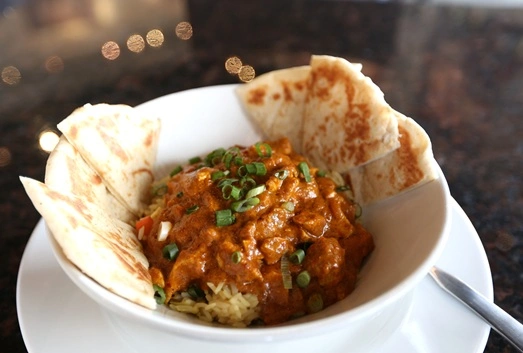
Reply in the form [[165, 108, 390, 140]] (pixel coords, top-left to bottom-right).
[[47, 85, 452, 353]]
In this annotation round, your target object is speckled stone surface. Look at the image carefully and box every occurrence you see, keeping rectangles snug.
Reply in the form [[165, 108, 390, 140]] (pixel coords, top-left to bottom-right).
[[1, 1, 521, 352]]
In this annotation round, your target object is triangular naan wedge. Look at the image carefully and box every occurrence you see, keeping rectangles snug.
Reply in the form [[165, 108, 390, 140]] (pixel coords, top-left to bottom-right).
[[20, 176, 156, 309], [57, 103, 161, 215], [346, 111, 439, 205], [236, 66, 310, 152], [302, 55, 400, 172], [45, 135, 135, 224]]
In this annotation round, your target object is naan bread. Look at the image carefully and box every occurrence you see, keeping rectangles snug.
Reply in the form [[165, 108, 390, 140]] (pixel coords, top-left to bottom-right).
[[20, 176, 156, 309], [45, 135, 135, 224], [57, 103, 161, 215], [346, 111, 439, 205], [236, 66, 310, 152], [302, 55, 400, 172]]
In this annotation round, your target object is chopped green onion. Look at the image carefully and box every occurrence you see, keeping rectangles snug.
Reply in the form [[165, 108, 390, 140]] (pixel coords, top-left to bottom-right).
[[222, 184, 243, 200], [282, 201, 295, 212], [296, 271, 311, 288], [211, 170, 229, 181], [187, 284, 205, 299], [274, 169, 289, 180], [186, 205, 199, 214], [231, 197, 260, 212], [170, 165, 183, 177], [316, 170, 327, 177], [298, 162, 312, 182], [255, 142, 272, 157], [336, 185, 351, 192], [231, 251, 242, 264], [240, 176, 256, 189], [355, 203, 362, 219], [218, 178, 238, 188], [216, 209, 235, 226], [245, 185, 266, 199], [153, 284, 166, 304], [205, 148, 226, 166], [234, 156, 244, 166], [152, 183, 168, 196], [162, 243, 179, 261], [250, 162, 267, 176], [280, 255, 292, 289], [307, 293, 323, 313], [289, 249, 305, 264], [189, 156, 202, 164]]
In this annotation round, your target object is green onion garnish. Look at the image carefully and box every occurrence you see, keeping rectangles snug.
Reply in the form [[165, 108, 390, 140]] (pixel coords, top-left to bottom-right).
[[189, 156, 202, 164], [152, 183, 168, 196], [170, 165, 183, 177], [307, 293, 323, 313], [240, 176, 256, 189], [211, 170, 228, 181], [298, 162, 312, 182], [289, 249, 305, 264], [218, 178, 238, 188], [280, 255, 292, 289], [186, 205, 199, 214], [255, 142, 272, 157], [205, 148, 226, 166], [336, 185, 350, 192], [296, 271, 311, 288], [187, 284, 205, 299], [282, 201, 295, 212], [162, 243, 179, 261], [153, 284, 166, 304], [245, 185, 266, 199], [316, 170, 327, 177], [355, 203, 362, 219], [216, 209, 235, 226], [222, 184, 243, 200], [231, 197, 260, 212], [274, 169, 289, 180], [231, 251, 242, 264]]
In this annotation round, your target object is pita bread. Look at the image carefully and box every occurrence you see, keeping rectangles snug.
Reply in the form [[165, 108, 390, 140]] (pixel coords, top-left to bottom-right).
[[302, 55, 400, 172], [45, 135, 135, 224], [57, 103, 161, 215], [20, 176, 156, 309], [236, 66, 310, 152], [346, 111, 439, 205]]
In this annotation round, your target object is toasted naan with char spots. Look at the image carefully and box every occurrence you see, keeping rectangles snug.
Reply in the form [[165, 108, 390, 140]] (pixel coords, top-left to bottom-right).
[[57, 103, 161, 216], [236, 66, 309, 153], [237, 54, 438, 205], [20, 177, 156, 309], [302, 55, 400, 172], [346, 111, 439, 205], [45, 135, 135, 223], [21, 103, 160, 309]]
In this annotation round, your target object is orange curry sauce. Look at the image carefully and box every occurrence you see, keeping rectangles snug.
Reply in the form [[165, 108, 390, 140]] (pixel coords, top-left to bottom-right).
[[140, 138, 374, 325]]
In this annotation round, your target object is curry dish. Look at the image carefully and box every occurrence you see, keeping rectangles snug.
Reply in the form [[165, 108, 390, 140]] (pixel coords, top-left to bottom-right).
[[137, 138, 374, 325]]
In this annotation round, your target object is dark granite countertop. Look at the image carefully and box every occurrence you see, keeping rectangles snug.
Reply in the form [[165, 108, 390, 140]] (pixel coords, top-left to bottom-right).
[[1, 1, 521, 352]]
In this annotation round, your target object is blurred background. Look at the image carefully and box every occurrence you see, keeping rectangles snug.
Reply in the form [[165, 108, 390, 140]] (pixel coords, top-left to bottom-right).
[[1, 0, 522, 352]]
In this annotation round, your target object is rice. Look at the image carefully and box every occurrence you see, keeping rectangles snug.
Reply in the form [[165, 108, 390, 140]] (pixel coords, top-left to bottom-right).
[[169, 282, 260, 327]]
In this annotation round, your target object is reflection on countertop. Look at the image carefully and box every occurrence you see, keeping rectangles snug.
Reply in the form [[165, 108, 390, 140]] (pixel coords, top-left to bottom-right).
[[1, 1, 522, 352]]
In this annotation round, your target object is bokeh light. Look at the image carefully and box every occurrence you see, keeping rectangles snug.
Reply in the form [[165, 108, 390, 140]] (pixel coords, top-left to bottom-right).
[[39, 130, 60, 153], [101, 41, 121, 60], [127, 34, 145, 53], [238, 65, 256, 82], [146, 29, 164, 47], [175, 21, 193, 40], [2, 66, 21, 85], [225, 56, 243, 75], [45, 56, 64, 73], [0, 147, 12, 167]]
